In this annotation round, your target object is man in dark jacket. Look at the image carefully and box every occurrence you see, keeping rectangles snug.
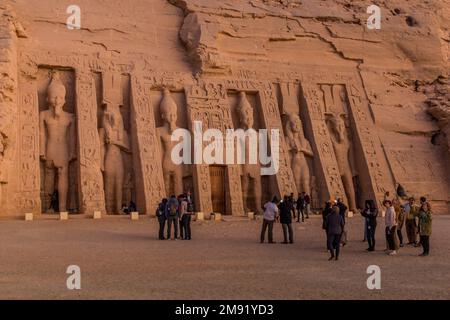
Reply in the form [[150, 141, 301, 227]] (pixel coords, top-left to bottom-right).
[[296, 192, 305, 222], [166, 195, 180, 240], [279, 195, 294, 244], [322, 201, 333, 249], [360, 199, 378, 251], [325, 206, 345, 261], [156, 198, 168, 240]]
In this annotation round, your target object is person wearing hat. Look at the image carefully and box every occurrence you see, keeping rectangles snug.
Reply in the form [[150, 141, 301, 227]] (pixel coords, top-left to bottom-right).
[[403, 197, 420, 245]]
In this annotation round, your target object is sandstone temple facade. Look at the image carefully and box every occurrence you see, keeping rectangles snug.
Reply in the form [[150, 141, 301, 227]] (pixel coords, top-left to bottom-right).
[[0, 0, 449, 217]]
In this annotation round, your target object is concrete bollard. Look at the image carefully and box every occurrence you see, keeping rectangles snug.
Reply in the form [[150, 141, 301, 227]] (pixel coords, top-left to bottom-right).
[[25, 213, 33, 221], [196, 212, 204, 221], [247, 212, 255, 220], [131, 212, 139, 220], [60, 212, 69, 220], [93, 211, 102, 219], [347, 211, 354, 218], [214, 213, 222, 221]]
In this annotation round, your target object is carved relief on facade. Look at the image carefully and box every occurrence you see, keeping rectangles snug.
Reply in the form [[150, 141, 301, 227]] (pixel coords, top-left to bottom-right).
[[76, 70, 106, 214], [97, 72, 133, 214], [185, 81, 245, 216], [321, 84, 358, 210], [17, 75, 41, 213], [155, 89, 186, 197], [301, 84, 343, 204], [232, 91, 263, 214], [345, 81, 394, 206], [279, 82, 315, 197], [39, 71, 77, 213], [226, 80, 297, 201], [130, 75, 165, 215]]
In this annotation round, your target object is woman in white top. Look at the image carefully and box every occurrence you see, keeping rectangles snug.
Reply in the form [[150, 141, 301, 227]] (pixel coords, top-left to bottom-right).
[[384, 200, 398, 255], [260, 196, 279, 244]]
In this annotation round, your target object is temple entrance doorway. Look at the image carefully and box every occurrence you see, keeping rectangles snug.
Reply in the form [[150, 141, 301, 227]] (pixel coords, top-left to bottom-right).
[[209, 165, 226, 214]]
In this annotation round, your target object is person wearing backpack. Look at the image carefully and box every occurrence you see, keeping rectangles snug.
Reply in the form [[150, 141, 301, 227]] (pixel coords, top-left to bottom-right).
[[166, 195, 180, 240], [180, 195, 192, 240], [156, 198, 168, 240]]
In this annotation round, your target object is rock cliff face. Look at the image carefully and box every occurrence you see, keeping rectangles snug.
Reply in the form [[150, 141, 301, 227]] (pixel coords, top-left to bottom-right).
[[0, 0, 449, 215]]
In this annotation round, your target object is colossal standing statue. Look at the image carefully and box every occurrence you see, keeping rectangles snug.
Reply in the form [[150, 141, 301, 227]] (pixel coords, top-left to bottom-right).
[[285, 113, 314, 195], [39, 73, 76, 213], [238, 91, 262, 214], [327, 112, 357, 211], [157, 89, 183, 197], [99, 98, 130, 214]]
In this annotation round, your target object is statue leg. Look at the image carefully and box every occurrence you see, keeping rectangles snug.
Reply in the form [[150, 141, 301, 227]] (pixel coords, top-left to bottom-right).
[[104, 167, 114, 214], [241, 174, 249, 212], [342, 173, 357, 210], [44, 161, 55, 212], [115, 158, 124, 214], [301, 164, 311, 196], [163, 172, 171, 197], [174, 171, 183, 197], [253, 176, 262, 214], [57, 166, 69, 212]]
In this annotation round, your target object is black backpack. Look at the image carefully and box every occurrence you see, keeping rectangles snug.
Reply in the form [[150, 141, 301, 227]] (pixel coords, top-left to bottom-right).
[[156, 204, 164, 217]]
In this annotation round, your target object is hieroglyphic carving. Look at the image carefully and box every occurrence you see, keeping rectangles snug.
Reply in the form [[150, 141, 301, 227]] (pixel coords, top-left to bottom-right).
[[17, 79, 41, 213], [99, 72, 130, 214], [345, 80, 393, 204], [302, 84, 345, 202], [0, 10, 19, 214], [130, 75, 165, 215], [75, 70, 106, 213], [185, 81, 245, 215]]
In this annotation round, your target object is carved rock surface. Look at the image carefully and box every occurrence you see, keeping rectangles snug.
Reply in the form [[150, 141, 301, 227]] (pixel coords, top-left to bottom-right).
[[1, 0, 449, 215]]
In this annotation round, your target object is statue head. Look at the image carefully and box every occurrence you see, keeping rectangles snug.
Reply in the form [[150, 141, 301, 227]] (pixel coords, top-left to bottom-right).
[[287, 113, 303, 134], [327, 112, 346, 143], [237, 92, 254, 129], [160, 89, 178, 132], [46, 73, 66, 116]]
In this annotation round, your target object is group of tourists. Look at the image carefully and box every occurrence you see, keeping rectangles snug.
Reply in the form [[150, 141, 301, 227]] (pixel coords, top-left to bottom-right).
[[260, 192, 312, 245], [376, 195, 433, 256], [322, 193, 433, 260], [155, 192, 195, 240], [261, 190, 433, 261]]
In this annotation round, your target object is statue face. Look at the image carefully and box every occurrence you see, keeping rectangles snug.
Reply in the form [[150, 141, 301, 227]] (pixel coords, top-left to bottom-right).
[[241, 108, 254, 129], [330, 115, 345, 142], [47, 86, 66, 115], [289, 115, 302, 133], [162, 108, 177, 132]]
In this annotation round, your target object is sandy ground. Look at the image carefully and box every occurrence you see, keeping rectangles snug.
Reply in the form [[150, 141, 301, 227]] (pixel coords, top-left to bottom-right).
[[0, 214, 449, 300]]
